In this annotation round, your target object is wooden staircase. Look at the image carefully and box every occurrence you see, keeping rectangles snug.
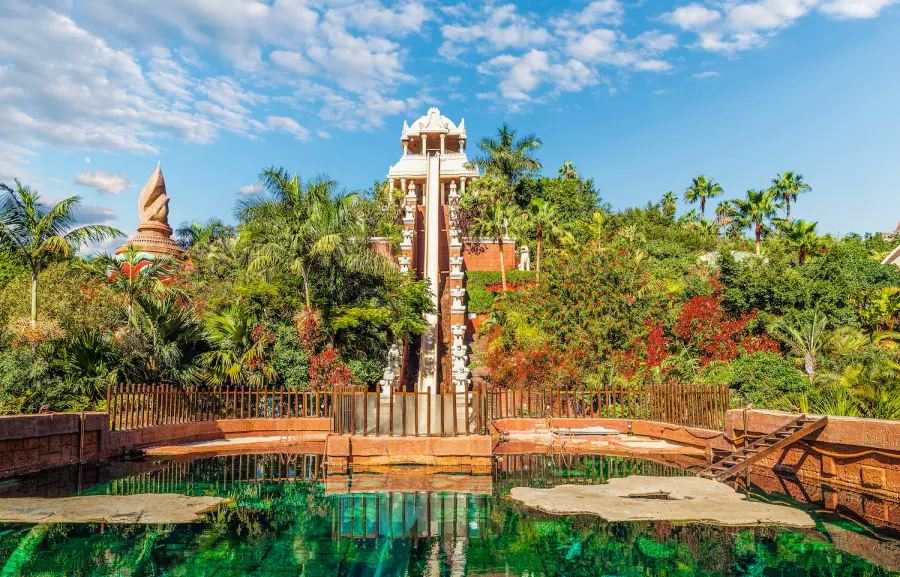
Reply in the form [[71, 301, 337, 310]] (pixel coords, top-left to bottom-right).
[[698, 414, 828, 482]]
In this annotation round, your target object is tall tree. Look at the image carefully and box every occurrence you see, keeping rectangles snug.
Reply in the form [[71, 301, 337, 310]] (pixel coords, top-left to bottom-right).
[[523, 198, 570, 283], [0, 180, 122, 327], [771, 171, 811, 220], [733, 189, 782, 256], [779, 219, 820, 265], [661, 191, 678, 221], [175, 219, 231, 251], [558, 161, 578, 180], [470, 123, 542, 186], [78, 245, 175, 324], [200, 302, 277, 388], [683, 175, 723, 220], [715, 200, 734, 225], [244, 168, 387, 310], [473, 201, 513, 291]]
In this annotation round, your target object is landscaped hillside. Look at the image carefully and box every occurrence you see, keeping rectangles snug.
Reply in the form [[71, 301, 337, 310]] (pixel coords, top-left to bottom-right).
[[0, 126, 898, 419]]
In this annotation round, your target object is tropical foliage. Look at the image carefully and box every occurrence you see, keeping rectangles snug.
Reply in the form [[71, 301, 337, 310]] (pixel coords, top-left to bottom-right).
[[0, 123, 898, 420]]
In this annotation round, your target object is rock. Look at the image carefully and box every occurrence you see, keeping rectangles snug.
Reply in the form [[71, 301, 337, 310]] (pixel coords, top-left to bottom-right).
[[0, 494, 229, 524], [510, 476, 815, 527]]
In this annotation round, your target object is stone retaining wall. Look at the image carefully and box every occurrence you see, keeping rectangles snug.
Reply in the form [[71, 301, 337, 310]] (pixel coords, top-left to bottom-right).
[[491, 418, 732, 453], [0, 413, 331, 480], [0, 413, 106, 479], [727, 409, 900, 500]]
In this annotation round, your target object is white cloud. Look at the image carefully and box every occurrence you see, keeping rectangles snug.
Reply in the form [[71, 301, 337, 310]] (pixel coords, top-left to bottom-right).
[[440, 4, 552, 59], [692, 70, 721, 79], [635, 59, 672, 72], [84, 156, 91, 164], [74, 170, 129, 195], [727, 0, 818, 32], [266, 116, 310, 140], [636, 30, 679, 53], [819, 0, 899, 18], [696, 31, 766, 53], [317, 129, 331, 139], [663, 4, 722, 30], [339, 1, 431, 36], [270, 50, 318, 75], [237, 183, 262, 196], [567, 29, 618, 61]]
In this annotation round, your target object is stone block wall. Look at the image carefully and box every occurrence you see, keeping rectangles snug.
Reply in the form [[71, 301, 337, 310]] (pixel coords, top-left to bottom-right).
[[0, 413, 106, 479], [0, 413, 331, 480], [727, 409, 900, 501]]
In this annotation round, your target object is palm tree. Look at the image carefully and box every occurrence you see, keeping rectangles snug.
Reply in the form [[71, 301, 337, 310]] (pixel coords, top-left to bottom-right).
[[523, 198, 570, 283], [78, 245, 175, 324], [661, 191, 677, 220], [473, 201, 512, 291], [175, 219, 231, 251], [733, 189, 782, 256], [779, 219, 820, 265], [0, 179, 123, 326], [584, 210, 608, 252], [715, 200, 734, 226], [769, 311, 828, 380], [244, 168, 388, 310], [119, 294, 205, 385], [200, 303, 277, 388], [771, 171, 811, 220], [469, 123, 542, 185], [683, 175, 723, 220], [558, 161, 578, 180]]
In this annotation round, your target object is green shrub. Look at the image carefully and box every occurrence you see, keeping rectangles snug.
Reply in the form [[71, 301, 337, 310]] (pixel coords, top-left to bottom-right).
[[729, 352, 810, 407], [465, 270, 536, 314], [273, 322, 311, 390]]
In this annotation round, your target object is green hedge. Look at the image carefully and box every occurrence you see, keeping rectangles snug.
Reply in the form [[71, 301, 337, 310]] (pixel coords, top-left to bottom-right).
[[465, 270, 536, 313]]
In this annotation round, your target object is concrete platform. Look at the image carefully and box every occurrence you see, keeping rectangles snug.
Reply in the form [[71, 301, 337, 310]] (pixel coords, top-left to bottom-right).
[[511, 476, 815, 527], [0, 494, 229, 524]]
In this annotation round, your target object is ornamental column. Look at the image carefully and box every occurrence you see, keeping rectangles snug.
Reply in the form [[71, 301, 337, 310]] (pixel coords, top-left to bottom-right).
[[447, 179, 469, 393]]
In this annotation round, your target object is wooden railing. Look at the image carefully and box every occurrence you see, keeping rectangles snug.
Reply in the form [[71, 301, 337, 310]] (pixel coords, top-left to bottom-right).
[[332, 387, 487, 436], [487, 383, 730, 431], [107, 384, 332, 431], [107, 383, 729, 434]]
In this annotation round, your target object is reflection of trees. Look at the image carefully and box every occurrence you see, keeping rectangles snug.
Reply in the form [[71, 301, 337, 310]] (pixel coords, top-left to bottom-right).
[[0, 455, 895, 576]]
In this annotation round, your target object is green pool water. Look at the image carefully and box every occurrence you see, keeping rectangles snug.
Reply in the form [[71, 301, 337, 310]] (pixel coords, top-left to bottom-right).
[[0, 454, 896, 576]]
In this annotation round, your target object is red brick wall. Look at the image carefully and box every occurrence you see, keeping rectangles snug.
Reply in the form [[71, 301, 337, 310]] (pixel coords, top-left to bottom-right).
[[461, 240, 517, 272]]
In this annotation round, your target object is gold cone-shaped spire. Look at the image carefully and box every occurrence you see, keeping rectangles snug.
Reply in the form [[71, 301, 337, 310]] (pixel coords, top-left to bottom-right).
[[117, 162, 181, 258]]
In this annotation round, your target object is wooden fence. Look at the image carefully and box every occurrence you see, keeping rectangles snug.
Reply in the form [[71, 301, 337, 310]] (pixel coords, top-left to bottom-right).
[[107, 382, 729, 433], [107, 384, 332, 431], [487, 383, 730, 431], [332, 387, 487, 436]]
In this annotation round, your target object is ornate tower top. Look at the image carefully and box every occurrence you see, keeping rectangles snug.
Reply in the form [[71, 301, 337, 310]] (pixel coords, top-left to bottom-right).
[[116, 162, 182, 258], [138, 161, 170, 226]]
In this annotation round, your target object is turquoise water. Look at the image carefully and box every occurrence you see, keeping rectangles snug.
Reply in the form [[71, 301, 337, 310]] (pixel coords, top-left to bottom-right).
[[0, 454, 896, 576]]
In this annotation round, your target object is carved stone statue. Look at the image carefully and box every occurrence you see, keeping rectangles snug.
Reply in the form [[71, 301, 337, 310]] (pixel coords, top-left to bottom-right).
[[518, 245, 531, 271], [117, 162, 181, 257], [398, 256, 411, 273], [380, 343, 401, 394]]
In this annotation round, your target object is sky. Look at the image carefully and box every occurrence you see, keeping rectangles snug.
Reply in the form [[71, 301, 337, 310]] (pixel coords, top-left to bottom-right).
[[1, 0, 899, 253]]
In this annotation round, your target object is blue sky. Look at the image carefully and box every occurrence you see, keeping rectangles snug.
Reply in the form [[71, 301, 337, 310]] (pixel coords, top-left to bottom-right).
[[1, 0, 898, 252]]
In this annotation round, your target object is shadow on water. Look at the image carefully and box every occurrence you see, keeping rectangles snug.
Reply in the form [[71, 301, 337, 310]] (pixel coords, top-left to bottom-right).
[[0, 452, 896, 576]]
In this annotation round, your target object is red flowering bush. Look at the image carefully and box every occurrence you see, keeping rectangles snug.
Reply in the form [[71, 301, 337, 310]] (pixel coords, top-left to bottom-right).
[[675, 296, 778, 364], [309, 348, 358, 391]]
